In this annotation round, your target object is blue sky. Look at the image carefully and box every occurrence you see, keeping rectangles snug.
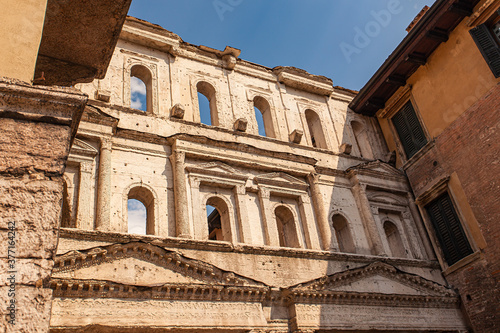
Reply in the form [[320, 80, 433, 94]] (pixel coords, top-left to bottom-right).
[[129, 0, 435, 91]]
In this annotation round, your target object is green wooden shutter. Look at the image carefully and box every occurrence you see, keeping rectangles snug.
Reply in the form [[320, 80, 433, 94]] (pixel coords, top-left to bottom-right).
[[392, 102, 427, 159], [425, 193, 473, 266], [470, 24, 500, 78]]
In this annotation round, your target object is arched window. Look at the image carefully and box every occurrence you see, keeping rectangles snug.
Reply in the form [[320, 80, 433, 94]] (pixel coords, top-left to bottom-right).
[[331, 214, 355, 253], [275, 205, 300, 248], [351, 121, 374, 159], [305, 109, 327, 149], [127, 186, 155, 235], [130, 65, 152, 112], [206, 197, 231, 241], [383, 220, 406, 258], [197, 81, 218, 126], [253, 96, 275, 138]]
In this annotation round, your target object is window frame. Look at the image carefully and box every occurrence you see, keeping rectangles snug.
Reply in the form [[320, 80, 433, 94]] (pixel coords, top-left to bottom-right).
[[425, 192, 474, 266], [416, 178, 477, 271], [469, 8, 500, 78], [390, 99, 429, 161]]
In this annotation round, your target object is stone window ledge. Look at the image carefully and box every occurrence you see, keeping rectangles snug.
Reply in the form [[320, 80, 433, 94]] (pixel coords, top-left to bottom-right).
[[402, 140, 435, 171], [443, 250, 482, 276]]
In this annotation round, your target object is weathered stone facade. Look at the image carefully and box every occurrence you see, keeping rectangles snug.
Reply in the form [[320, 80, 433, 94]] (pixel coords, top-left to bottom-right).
[[46, 17, 471, 332]]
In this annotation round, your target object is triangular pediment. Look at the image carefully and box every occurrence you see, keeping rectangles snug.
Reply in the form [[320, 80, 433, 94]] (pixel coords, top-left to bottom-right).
[[186, 162, 248, 181], [255, 172, 308, 189], [195, 161, 239, 174], [290, 262, 455, 297], [70, 138, 98, 156], [367, 192, 407, 206], [53, 242, 265, 288], [349, 160, 405, 177]]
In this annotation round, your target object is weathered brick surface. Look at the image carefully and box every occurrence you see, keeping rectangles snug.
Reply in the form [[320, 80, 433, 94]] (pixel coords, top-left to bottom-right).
[[406, 84, 500, 332]]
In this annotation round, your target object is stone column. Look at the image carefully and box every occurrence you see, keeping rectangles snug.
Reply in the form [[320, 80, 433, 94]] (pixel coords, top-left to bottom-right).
[[370, 206, 391, 255], [189, 177, 204, 239], [307, 173, 335, 251], [95, 137, 112, 231], [76, 160, 94, 230], [407, 193, 435, 259], [351, 180, 385, 255], [170, 150, 191, 238], [234, 184, 252, 244], [401, 209, 423, 259], [258, 187, 280, 246], [298, 194, 322, 250]]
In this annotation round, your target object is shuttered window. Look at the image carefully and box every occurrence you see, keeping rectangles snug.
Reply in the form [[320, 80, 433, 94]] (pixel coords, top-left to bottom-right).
[[392, 102, 427, 159], [470, 24, 500, 78], [425, 193, 473, 266]]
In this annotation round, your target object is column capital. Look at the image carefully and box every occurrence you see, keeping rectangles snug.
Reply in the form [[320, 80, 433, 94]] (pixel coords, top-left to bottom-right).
[[80, 161, 93, 173], [234, 184, 246, 195], [170, 150, 185, 164], [189, 176, 201, 188], [259, 187, 270, 199], [299, 194, 310, 204], [100, 136, 113, 150]]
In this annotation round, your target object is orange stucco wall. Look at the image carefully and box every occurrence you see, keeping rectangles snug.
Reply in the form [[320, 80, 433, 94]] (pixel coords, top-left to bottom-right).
[[378, 6, 500, 167], [0, 0, 48, 82]]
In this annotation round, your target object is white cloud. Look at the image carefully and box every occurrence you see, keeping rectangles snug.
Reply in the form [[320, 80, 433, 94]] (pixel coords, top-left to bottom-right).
[[130, 97, 143, 109], [131, 76, 147, 95], [128, 199, 146, 235]]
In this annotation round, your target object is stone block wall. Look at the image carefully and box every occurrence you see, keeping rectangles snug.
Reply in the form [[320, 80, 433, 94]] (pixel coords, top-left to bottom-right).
[[0, 78, 86, 332]]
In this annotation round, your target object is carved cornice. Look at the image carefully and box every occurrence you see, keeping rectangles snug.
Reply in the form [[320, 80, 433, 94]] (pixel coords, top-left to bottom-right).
[[273, 67, 333, 96], [286, 290, 459, 308], [50, 259, 459, 310], [50, 278, 270, 303]]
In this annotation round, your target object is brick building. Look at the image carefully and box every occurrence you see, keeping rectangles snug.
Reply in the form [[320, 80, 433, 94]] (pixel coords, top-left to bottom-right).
[[349, 0, 500, 331]]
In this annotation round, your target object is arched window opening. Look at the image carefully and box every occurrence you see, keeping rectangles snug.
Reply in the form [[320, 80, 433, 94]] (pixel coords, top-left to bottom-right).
[[128, 186, 155, 235], [127, 199, 147, 235], [351, 121, 374, 159], [331, 214, 355, 253], [275, 206, 300, 248], [384, 221, 406, 258], [206, 197, 231, 241], [130, 65, 152, 112], [207, 204, 223, 240], [305, 109, 327, 149], [253, 96, 275, 138], [197, 81, 218, 126]]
